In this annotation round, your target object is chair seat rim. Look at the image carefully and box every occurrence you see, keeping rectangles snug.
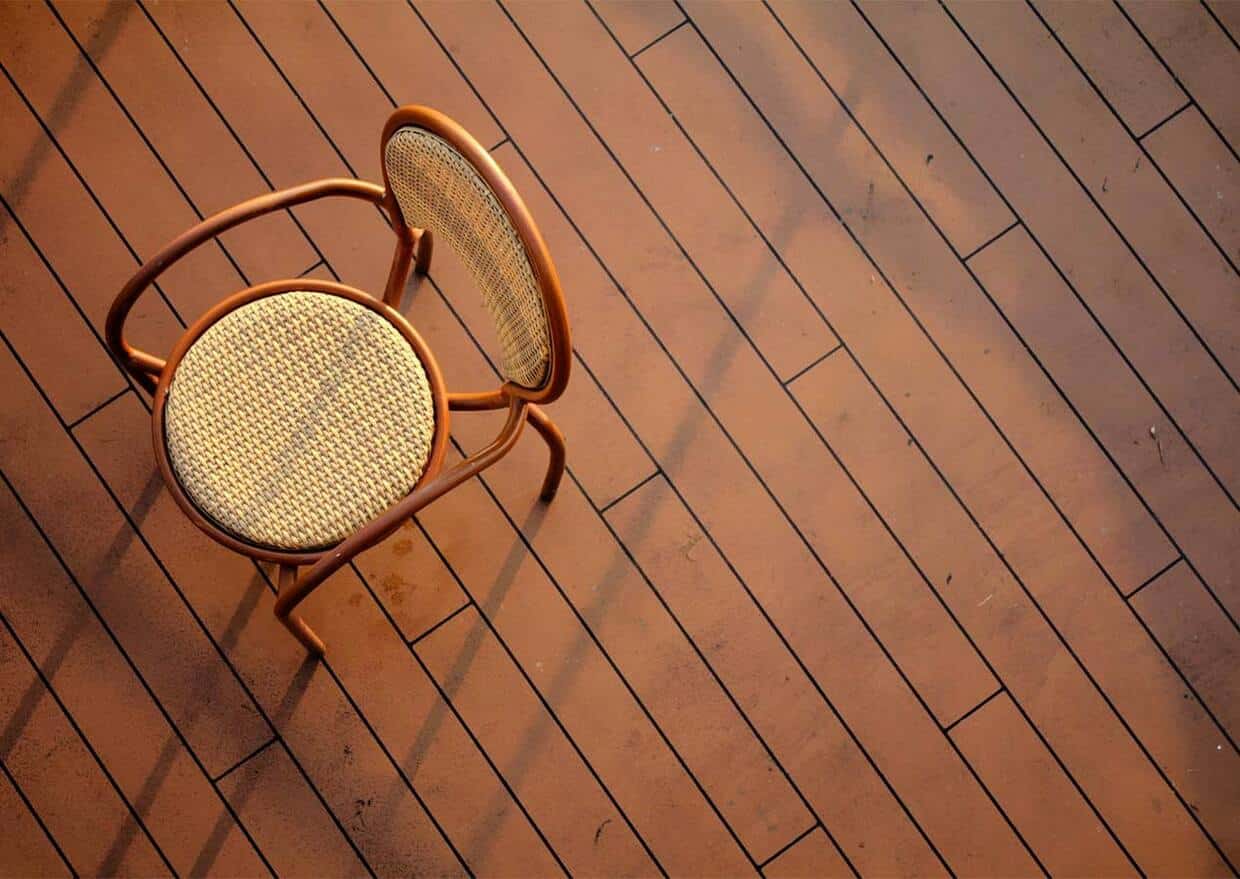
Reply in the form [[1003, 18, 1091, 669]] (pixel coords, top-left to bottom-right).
[[150, 278, 451, 567]]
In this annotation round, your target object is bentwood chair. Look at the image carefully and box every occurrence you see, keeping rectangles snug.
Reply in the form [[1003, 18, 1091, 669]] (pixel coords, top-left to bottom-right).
[[106, 106, 570, 656]]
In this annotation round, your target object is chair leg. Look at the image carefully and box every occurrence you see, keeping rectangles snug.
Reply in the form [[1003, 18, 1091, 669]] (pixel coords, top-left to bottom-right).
[[276, 564, 326, 657], [526, 404, 566, 502], [414, 228, 434, 276]]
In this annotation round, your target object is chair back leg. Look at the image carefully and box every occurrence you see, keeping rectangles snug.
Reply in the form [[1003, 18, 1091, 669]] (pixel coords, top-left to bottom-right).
[[526, 404, 566, 502]]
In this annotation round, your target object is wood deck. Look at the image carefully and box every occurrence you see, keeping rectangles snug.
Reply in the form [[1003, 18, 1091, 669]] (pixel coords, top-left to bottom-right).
[[1, 1, 1238, 876]]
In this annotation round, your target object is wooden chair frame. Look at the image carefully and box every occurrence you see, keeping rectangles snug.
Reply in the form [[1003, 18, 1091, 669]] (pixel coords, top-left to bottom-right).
[[106, 106, 571, 656]]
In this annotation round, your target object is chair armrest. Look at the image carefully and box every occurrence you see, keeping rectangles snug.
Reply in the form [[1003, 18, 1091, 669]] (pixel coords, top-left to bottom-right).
[[106, 178, 388, 391], [274, 399, 529, 619]]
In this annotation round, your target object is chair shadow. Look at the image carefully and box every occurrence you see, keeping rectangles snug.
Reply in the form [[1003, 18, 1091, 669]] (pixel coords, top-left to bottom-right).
[[92, 468, 278, 877], [0, 1, 129, 238]]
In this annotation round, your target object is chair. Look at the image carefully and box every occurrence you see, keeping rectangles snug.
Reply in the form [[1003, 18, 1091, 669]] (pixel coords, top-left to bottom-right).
[[106, 106, 571, 656]]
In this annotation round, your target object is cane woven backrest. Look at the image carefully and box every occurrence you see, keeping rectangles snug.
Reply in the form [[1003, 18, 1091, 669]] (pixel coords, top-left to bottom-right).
[[384, 125, 552, 389]]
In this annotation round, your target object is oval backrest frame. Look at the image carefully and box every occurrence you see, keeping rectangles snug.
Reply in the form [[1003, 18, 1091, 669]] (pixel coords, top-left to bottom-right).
[[380, 106, 571, 404]]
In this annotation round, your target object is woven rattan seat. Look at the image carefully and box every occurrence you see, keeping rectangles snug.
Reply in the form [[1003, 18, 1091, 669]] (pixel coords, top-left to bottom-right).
[[164, 291, 436, 551]]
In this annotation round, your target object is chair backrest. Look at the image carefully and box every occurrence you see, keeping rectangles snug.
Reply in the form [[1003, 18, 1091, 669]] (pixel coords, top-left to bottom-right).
[[381, 107, 569, 401]]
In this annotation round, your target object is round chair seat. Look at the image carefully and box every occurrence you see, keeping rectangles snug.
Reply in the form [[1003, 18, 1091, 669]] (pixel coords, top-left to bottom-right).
[[163, 290, 436, 552]]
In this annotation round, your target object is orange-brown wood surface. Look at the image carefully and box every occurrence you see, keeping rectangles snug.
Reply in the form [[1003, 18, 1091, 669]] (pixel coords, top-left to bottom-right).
[[1, 2, 1236, 876]]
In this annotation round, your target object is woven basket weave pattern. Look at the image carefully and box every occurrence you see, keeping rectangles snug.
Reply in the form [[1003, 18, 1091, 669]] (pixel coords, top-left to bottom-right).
[[164, 291, 435, 551], [385, 127, 551, 388]]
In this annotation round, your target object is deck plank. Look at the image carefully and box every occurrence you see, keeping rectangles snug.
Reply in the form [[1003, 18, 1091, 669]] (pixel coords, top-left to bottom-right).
[[1144, 106, 1240, 265], [606, 476, 944, 877], [1034, 0, 1186, 137], [764, 0, 1015, 257], [0, 2, 249, 323], [761, 828, 852, 879], [950, 0, 1240, 380], [793, 349, 1236, 873], [416, 606, 659, 878], [673, 0, 1175, 602], [0, 201, 125, 425], [861, 0, 1240, 501], [214, 742, 369, 879], [950, 694, 1137, 878], [970, 228, 1240, 622], [0, 623, 171, 879], [0, 766, 71, 879], [1132, 561, 1240, 743], [0, 347, 272, 781], [52, 0, 316, 288], [0, 472, 267, 878], [1119, 0, 1240, 151], [791, 351, 1232, 875]]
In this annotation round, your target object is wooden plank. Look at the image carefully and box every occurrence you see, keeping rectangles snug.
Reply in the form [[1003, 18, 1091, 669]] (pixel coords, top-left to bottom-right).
[[291, 576, 564, 878], [416, 606, 659, 878], [1131, 561, 1240, 743], [1205, 0, 1240, 43], [414, 453, 757, 876], [0, 767, 71, 879], [672, 2, 1174, 600], [761, 828, 852, 879], [0, 348, 271, 780], [0, 624, 170, 878], [606, 476, 944, 877], [765, 0, 1015, 257], [0, 463, 271, 877], [0, 73, 182, 363], [950, 694, 1136, 878], [215, 742, 369, 879], [970, 227, 1240, 622], [861, 0, 1240, 502], [593, 1, 684, 57], [791, 351, 1234, 874], [508, 1, 840, 385], [1034, 0, 1186, 136], [413, 6, 1023, 872], [232, 0, 393, 185], [403, 288, 815, 866], [0, 1, 248, 324], [1120, 0, 1240, 150], [1144, 106, 1240, 264], [78, 395, 557, 878], [950, 0, 1240, 381], [321, 0, 502, 148], [52, 0, 317, 287], [0, 201, 125, 425], [141, 0, 392, 295], [354, 518, 469, 643], [486, 1, 995, 729]]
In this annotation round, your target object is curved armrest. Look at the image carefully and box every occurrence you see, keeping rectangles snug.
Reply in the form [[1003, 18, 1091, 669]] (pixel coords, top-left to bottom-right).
[[106, 178, 388, 391], [274, 399, 529, 619]]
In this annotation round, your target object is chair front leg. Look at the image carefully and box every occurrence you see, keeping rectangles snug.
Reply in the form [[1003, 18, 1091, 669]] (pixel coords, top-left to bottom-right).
[[276, 564, 326, 656], [526, 404, 566, 502]]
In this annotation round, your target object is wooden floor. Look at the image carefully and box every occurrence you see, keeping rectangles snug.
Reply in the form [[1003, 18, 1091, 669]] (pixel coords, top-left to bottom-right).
[[1, 1, 1238, 876]]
